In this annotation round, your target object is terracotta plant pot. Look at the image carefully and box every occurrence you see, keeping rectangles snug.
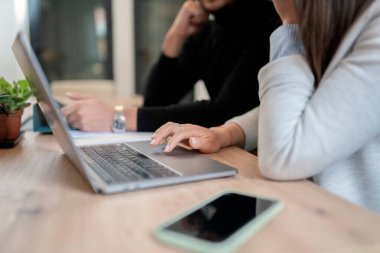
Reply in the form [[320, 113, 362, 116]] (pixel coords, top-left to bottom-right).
[[5, 109, 23, 141], [0, 113, 7, 142]]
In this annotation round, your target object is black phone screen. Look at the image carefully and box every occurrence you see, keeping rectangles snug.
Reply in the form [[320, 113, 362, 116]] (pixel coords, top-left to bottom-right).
[[164, 193, 277, 243]]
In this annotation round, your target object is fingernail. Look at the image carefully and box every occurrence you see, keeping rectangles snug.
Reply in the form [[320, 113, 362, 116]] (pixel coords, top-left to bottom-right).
[[150, 138, 156, 145], [151, 133, 156, 139], [164, 144, 170, 152]]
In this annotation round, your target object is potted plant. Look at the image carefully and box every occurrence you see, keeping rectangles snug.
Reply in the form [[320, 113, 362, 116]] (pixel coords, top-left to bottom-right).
[[0, 77, 32, 143]]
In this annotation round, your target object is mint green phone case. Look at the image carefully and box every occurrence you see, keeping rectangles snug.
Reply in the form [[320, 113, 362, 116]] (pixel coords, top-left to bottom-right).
[[154, 189, 283, 253]]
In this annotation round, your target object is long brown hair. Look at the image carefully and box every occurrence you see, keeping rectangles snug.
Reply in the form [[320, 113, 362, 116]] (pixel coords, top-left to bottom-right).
[[293, 0, 373, 85]]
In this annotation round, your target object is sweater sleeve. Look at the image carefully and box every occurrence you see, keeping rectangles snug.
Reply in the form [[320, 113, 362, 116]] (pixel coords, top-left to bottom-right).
[[227, 107, 259, 151], [228, 25, 303, 150], [257, 15, 380, 180], [270, 24, 304, 61]]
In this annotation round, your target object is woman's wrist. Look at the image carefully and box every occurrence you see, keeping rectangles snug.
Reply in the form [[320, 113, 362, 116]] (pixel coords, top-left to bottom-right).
[[210, 126, 231, 148], [212, 123, 245, 148], [272, 0, 298, 25]]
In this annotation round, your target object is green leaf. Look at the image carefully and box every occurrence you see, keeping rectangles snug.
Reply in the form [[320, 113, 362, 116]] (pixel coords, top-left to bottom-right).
[[0, 76, 32, 114]]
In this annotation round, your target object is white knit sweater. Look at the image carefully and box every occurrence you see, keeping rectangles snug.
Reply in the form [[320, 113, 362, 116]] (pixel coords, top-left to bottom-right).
[[230, 0, 380, 212]]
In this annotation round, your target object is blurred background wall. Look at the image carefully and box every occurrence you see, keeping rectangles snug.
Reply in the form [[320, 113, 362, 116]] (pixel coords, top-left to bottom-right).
[[1, 0, 182, 98], [0, 0, 29, 81]]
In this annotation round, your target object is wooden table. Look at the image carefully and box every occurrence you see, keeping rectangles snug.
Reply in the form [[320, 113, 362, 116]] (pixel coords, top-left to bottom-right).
[[51, 80, 144, 107], [1, 132, 380, 253]]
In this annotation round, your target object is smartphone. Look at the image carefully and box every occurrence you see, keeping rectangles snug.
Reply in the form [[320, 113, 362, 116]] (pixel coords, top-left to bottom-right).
[[154, 190, 283, 253]]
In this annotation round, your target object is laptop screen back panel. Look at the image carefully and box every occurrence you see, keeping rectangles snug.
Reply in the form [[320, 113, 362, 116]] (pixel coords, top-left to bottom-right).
[[12, 33, 105, 190]]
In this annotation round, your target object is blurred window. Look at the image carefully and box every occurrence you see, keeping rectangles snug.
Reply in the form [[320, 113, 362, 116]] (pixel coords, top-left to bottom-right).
[[28, 0, 113, 81], [28, 0, 182, 94]]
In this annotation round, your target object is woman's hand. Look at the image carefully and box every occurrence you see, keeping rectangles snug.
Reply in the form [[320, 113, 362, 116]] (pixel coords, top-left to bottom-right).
[[150, 122, 245, 153], [150, 122, 225, 153], [162, 0, 208, 57], [272, 0, 298, 25]]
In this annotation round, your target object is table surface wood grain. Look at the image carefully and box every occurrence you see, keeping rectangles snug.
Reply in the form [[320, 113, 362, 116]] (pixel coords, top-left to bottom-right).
[[0, 132, 379, 253]]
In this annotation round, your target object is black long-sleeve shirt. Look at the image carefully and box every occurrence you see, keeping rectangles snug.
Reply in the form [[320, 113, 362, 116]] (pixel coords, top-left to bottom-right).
[[138, 0, 279, 131]]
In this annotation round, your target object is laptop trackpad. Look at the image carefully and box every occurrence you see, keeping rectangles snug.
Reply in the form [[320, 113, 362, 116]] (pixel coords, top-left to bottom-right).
[[126, 141, 233, 176]]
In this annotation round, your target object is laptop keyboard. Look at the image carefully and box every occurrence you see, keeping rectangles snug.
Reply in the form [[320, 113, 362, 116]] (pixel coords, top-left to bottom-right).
[[80, 143, 180, 184]]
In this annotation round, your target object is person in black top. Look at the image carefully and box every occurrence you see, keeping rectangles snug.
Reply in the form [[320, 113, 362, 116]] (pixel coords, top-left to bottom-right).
[[61, 0, 279, 132]]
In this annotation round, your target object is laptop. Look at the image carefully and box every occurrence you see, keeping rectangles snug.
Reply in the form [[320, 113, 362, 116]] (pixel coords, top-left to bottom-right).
[[12, 33, 237, 194]]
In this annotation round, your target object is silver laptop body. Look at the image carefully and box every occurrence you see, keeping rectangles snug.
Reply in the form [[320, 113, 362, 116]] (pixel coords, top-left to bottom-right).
[[12, 33, 237, 194]]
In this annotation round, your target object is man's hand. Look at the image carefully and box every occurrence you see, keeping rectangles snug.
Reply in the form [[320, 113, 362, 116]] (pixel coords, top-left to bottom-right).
[[61, 93, 114, 132], [162, 0, 208, 57]]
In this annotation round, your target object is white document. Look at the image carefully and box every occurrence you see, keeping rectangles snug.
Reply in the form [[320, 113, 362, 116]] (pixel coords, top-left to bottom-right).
[[70, 130, 153, 146]]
